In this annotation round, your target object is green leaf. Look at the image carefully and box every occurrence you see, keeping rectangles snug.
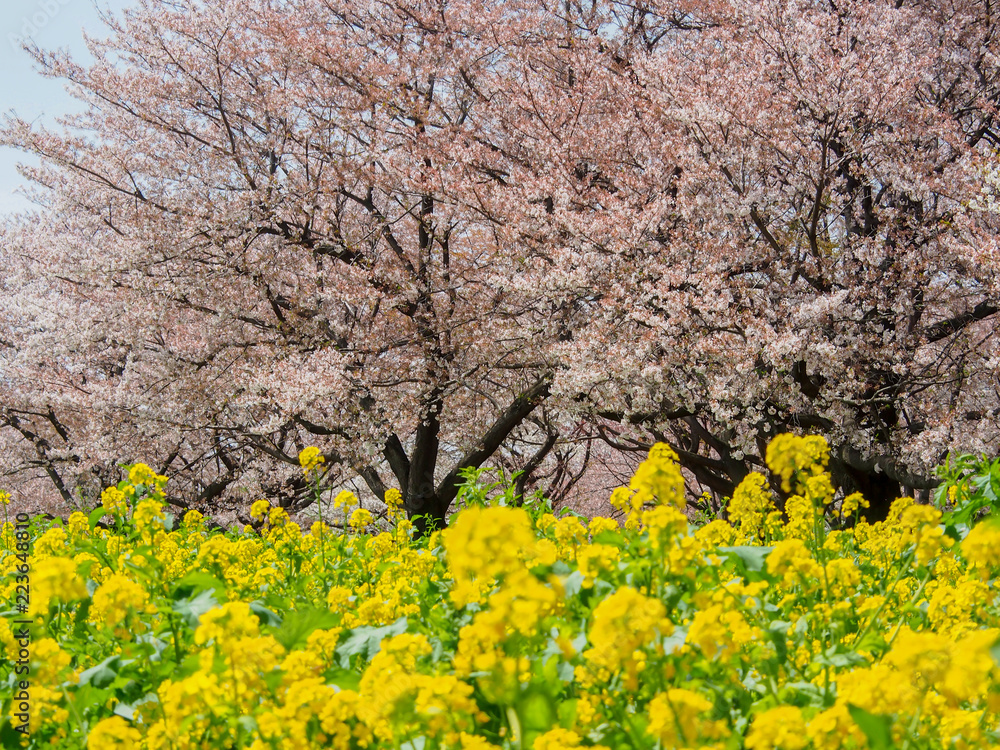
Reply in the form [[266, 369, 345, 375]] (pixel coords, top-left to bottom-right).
[[67, 685, 113, 713], [249, 601, 283, 627], [550, 561, 571, 576], [88, 507, 106, 531], [661, 627, 687, 655], [517, 686, 557, 734], [767, 622, 788, 663], [78, 656, 131, 689], [990, 461, 1000, 504], [816, 645, 867, 668], [73, 600, 93, 639], [177, 652, 206, 679], [172, 572, 227, 599], [336, 618, 408, 668], [853, 630, 887, 656], [237, 716, 258, 734], [719, 545, 773, 573], [557, 698, 577, 730], [989, 635, 1000, 667], [0, 719, 26, 746], [847, 705, 893, 750], [560, 570, 584, 598], [271, 608, 340, 651], [943, 524, 964, 544], [134, 634, 170, 663], [171, 588, 219, 628], [591, 529, 625, 547], [323, 667, 361, 692], [781, 681, 824, 706], [113, 693, 158, 724], [540, 655, 560, 688], [557, 661, 574, 681], [113, 703, 135, 720]]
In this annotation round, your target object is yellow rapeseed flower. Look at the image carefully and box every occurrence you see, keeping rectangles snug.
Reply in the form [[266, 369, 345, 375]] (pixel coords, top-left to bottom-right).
[[584, 586, 671, 689], [349, 508, 374, 530], [443, 505, 537, 607], [101, 486, 129, 517], [745, 705, 808, 750], [728, 472, 775, 539], [961, 520, 1000, 573], [333, 490, 359, 510], [765, 433, 829, 493], [87, 715, 142, 749], [647, 688, 728, 746], [92, 574, 148, 631], [299, 446, 326, 474]]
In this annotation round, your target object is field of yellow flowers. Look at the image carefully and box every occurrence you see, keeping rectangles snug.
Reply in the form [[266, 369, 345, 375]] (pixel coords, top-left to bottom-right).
[[3, 436, 1000, 749]]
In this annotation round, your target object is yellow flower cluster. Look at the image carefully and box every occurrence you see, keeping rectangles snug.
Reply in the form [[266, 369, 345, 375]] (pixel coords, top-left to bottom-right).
[[91, 573, 149, 634], [746, 705, 809, 750], [333, 489, 359, 510], [583, 586, 671, 689], [961, 520, 1000, 573], [647, 688, 728, 748], [765, 433, 830, 493], [609, 442, 686, 529], [385, 487, 404, 519], [250, 498, 271, 520], [727, 472, 776, 539], [128, 462, 167, 491], [442, 505, 536, 607], [6, 433, 1000, 750], [298, 446, 326, 474], [349, 507, 374, 529], [100, 486, 129, 517], [87, 715, 142, 749]]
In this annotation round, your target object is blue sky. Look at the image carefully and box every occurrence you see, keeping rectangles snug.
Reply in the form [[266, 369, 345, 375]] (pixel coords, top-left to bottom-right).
[[1, 0, 134, 215]]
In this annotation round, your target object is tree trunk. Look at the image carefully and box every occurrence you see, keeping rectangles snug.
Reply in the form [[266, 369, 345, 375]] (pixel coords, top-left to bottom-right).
[[833, 462, 902, 523]]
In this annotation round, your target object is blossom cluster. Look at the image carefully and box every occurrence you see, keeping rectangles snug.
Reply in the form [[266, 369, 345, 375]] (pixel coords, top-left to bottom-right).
[[2, 437, 1000, 749]]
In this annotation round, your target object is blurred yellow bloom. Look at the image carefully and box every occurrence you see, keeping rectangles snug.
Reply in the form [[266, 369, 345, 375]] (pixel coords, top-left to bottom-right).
[[333, 490, 359, 510], [349, 508, 374, 530], [87, 715, 142, 749], [101, 486, 129, 517], [746, 705, 808, 750]]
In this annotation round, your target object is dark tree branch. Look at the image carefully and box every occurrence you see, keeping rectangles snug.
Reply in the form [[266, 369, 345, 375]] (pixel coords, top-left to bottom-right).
[[357, 465, 388, 503], [514, 427, 558, 504], [406, 385, 445, 518], [383, 433, 411, 491], [925, 301, 998, 343], [2, 412, 76, 508], [836, 443, 937, 490], [436, 374, 552, 513]]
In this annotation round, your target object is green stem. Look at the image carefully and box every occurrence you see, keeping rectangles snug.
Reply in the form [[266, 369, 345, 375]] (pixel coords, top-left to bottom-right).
[[314, 473, 330, 595], [169, 612, 183, 664], [882, 569, 933, 654], [852, 548, 916, 648]]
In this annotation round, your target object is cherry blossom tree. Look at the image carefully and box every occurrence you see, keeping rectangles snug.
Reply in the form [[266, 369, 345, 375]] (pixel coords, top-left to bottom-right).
[[2, 0, 999, 524], [537, 0, 1000, 517], [1, 0, 594, 529]]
